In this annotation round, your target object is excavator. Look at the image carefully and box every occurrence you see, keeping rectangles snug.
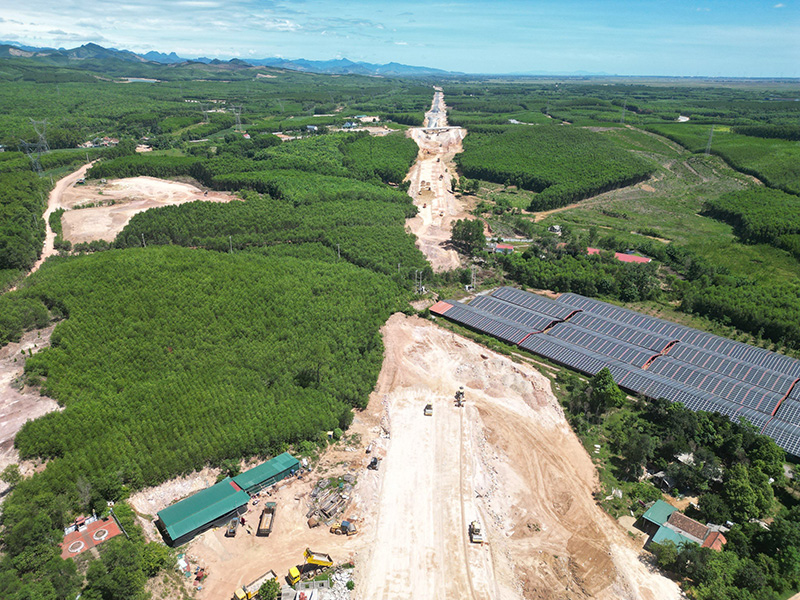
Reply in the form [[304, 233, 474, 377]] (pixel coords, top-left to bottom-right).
[[455, 386, 465, 407]]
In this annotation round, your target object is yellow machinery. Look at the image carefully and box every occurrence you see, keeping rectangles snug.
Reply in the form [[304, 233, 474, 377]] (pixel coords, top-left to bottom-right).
[[288, 549, 333, 586], [329, 520, 357, 536]]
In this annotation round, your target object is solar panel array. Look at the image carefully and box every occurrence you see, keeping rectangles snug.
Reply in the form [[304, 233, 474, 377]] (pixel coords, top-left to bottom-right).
[[435, 288, 800, 456]]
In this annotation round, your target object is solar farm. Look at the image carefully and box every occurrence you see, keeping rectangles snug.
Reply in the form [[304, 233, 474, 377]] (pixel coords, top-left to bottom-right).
[[431, 287, 800, 457]]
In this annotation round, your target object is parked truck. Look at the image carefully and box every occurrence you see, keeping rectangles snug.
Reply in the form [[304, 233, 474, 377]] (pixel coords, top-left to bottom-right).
[[288, 548, 334, 586], [257, 502, 276, 536], [234, 569, 278, 599], [424, 404, 433, 416]]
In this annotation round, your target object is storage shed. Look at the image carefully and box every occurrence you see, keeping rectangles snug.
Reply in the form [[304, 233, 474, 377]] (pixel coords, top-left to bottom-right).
[[232, 452, 301, 495], [156, 478, 250, 546]]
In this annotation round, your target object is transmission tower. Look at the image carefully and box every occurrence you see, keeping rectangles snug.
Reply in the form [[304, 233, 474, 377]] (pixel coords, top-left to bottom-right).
[[19, 119, 49, 175], [232, 105, 243, 132], [620, 101, 627, 124], [704, 126, 715, 156]]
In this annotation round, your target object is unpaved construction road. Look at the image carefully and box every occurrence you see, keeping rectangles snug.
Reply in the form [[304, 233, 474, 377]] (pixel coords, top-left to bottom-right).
[[0, 326, 59, 494], [355, 314, 680, 600], [405, 90, 469, 272]]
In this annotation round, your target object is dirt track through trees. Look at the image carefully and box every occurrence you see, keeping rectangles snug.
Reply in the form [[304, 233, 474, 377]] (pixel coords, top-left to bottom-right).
[[405, 90, 470, 271]]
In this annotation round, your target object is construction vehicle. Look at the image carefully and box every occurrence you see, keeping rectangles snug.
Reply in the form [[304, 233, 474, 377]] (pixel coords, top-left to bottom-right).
[[225, 518, 238, 537], [305, 548, 333, 568], [330, 520, 357, 536], [424, 404, 433, 416], [256, 502, 276, 537], [288, 549, 334, 585], [455, 386, 465, 407], [367, 457, 380, 470], [469, 521, 484, 544], [234, 570, 278, 599]]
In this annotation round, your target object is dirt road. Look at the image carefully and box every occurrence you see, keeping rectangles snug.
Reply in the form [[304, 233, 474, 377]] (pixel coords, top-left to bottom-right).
[[0, 325, 59, 495], [405, 91, 470, 272], [355, 314, 681, 600], [61, 177, 233, 244], [27, 162, 95, 277]]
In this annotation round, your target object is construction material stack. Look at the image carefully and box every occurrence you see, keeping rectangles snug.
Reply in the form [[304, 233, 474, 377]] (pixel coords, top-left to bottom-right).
[[234, 569, 278, 599]]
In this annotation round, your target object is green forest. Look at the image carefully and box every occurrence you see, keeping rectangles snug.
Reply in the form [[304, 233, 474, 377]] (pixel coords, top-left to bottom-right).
[[3, 54, 800, 600], [0, 246, 409, 599], [456, 126, 654, 210]]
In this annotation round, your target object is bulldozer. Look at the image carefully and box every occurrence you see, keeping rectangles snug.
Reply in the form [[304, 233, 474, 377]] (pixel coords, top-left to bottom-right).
[[330, 520, 357, 536]]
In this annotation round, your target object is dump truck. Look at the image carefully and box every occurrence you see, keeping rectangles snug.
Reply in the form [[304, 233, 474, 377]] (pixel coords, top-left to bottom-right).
[[225, 518, 238, 537], [304, 548, 333, 568], [424, 404, 433, 416], [330, 520, 357, 536], [234, 569, 278, 599], [288, 549, 334, 585], [257, 502, 276, 537], [469, 521, 484, 544]]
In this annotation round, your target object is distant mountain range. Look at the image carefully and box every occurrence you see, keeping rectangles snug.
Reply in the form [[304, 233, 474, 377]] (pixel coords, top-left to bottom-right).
[[0, 41, 452, 77]]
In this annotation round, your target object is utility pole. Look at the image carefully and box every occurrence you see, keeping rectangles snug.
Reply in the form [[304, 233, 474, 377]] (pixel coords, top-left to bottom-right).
[[229, 235, 233, 253], [336, 243, 340, 260], [620, 101, 627, 124], [141, 233, 146, 248]]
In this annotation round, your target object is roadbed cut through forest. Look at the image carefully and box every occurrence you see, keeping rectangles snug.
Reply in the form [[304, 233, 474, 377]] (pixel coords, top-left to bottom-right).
[[405, 90, 470, 272]]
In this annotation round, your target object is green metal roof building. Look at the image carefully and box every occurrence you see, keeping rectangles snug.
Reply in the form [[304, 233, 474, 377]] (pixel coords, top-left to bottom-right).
[[642, 500, 678, 527], [156, 453, 300, 546], [156, 478, 250, 546], [652, 526, 694, 548], [233, 452, 300, 494]]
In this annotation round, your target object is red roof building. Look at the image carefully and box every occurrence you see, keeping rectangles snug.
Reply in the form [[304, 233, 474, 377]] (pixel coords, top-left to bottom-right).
[[587, 247, 651, 264]]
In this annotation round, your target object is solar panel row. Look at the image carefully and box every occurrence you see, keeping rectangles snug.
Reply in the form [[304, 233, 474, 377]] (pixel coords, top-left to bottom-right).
[[438, 302, 530, 345], [569, 311, 675, 352], [648, 357, 784, 414], [558, 293, 800, 378], [434, 288, 800, 455], [547, 323, 658, 368], [762, 418, 800, 457], [492, 286, 578, 320], [667, 344, 798, 394], [470, 295, 556, 333]]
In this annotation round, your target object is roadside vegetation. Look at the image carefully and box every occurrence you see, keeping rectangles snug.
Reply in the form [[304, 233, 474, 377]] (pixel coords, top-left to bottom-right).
[[556, 369, 800, 600]]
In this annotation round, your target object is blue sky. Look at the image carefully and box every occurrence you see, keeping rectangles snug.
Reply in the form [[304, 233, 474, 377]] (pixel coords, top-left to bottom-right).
[[1, 0, 798, 75]]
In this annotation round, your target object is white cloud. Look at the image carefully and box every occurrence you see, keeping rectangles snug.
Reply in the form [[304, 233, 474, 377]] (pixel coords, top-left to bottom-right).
[[774, 2, 785, 6], [394, 41, 408, 45]]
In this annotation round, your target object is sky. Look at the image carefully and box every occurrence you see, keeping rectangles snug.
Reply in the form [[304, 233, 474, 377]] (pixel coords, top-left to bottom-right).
[[0, 0, 798, 76]]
